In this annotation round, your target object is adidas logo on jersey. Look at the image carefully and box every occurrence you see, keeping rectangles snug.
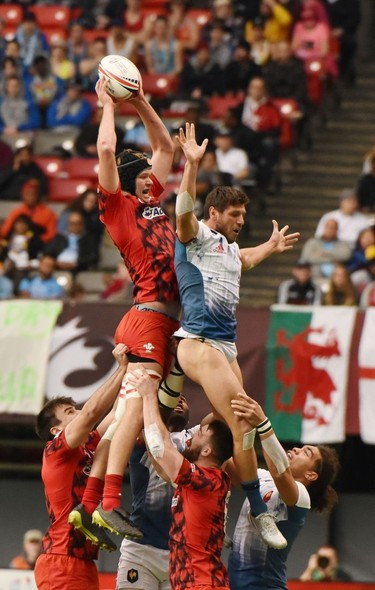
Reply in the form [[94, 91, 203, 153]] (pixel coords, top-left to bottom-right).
[[213, 242, 225, 253]]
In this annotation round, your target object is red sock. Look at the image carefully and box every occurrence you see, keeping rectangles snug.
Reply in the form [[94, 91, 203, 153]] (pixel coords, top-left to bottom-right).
[[102, 474, 123, 511], [82, 477, 104, 515]]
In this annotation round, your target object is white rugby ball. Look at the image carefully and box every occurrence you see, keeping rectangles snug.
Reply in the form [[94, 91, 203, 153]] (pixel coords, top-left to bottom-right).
[[98, 55, 141, 101]]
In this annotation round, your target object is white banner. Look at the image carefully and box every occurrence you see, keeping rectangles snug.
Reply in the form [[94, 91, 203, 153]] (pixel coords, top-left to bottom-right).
[[0, 300, 63, 415], [0, 569, 37, 590], [358, 308, 375, 444]]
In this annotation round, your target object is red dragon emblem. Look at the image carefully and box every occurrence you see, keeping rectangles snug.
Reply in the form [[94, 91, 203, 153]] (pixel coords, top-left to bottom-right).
[[274, 326, 341, 424]]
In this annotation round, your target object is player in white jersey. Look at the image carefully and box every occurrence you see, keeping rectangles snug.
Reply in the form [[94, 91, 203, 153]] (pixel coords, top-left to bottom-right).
[[227, 393, 339, 590], [172, 123, 300, 549]]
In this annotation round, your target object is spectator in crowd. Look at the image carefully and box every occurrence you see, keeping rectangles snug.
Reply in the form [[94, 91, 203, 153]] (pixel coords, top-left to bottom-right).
[[44, 210, 100, 275], [0, 268, 14, 299], [74, 104, 124, 158], [238, 76, 282, 191], [249, 17, 272, 66], [183, 102, 217, 147], [144, 15, 183, 75], [322, 262, 358, 306], [214, 129, 252, 186], [0, 213, 44, 287], [357, 149, 375, 212], [18, 254, 65, 299], [351, 248, 375, 295], [26, 55, 65, 128], [180, 43, 224, 99], [0, 144, 48, 201], [263, 40, 312, 150], [277, 258, 322, 304], [9, 529, 43, 570], [196, 150, 233, 209], [124, 122, 152, 154], [315, 189, 371, 249], [347, 226, 375, 273], [123, 0, 154, 45], [0, 178, 57, 243], [0, 75, 41, 135], [301, 218, 352, 278], [57, 188, 104, 245], [211, 0, 245, 44], [224, 39, 262, 95], [207, 18, 234, 70], [0, 56, 24, 96], [167, 0, 201, 54], [291, 2, 332, 65], [66, 22, 89, 76], [300, 545, 352, 582], [245, 0, 293, 44], [46, 81, 92, 130], [3, 39, 25, 77], [322, 0, 360, 85], [106, 20, 138, 63], [15, 11, 49, 69], [79, 36, 108, 92], [49, 40, 76, 84]]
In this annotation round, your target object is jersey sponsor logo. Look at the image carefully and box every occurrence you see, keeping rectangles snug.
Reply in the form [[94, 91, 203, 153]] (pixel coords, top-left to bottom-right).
[[263, 490, 274, 503], [171, 496, 179, 507], [142, 206, 165, 220], [127, 568, 139, 583], [143, 342, 155, 354]]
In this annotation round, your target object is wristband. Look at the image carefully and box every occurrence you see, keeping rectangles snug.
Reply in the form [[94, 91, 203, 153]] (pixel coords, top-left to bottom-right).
[[256, 417, 272, 435]]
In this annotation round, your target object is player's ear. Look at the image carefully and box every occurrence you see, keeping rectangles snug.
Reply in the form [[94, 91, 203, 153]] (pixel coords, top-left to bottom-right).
[[305, 470, 318, 482]]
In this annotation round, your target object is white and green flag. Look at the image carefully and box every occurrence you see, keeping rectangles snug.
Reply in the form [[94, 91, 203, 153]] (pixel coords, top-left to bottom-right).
[[266, 305, 357, 443]]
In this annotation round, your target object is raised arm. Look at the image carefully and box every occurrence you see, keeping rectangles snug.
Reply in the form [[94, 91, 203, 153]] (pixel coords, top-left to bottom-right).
[[128, 89, 174, 185], [64, 344, 128, 449], [240, 220, 300, 271], [96, 77, 120, 193], [231, 392, 300, 506], [175, 122, 208, 243], [127, 364, 184, 482]]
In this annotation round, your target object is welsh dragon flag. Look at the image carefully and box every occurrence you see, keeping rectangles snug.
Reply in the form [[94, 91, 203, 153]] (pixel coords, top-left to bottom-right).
[[266, 305, 357, 444]]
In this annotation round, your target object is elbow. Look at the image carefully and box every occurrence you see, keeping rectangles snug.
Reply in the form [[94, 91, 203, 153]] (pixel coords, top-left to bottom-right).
[[98, 141, 115, 157]]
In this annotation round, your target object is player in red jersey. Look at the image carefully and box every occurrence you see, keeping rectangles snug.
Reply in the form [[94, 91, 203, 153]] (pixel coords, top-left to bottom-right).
[[128, 364, 233, 590], [34, 344, 128, 590], [69, 75, 184, 539]]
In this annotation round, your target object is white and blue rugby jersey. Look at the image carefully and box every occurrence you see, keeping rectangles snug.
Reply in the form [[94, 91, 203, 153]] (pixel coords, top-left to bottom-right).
[[175, 221, 242, 342], [228, 469, 310, 590]]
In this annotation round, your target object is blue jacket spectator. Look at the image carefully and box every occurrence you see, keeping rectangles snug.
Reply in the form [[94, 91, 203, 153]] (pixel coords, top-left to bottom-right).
[[0, 75, 41, 134], [18, 255, 65, 299], [46, 83, 92, 129], [15, 12, 49, 69]]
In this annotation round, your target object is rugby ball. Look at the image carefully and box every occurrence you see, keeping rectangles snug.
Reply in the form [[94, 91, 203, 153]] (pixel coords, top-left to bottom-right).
[[98, 55, 141, 101]]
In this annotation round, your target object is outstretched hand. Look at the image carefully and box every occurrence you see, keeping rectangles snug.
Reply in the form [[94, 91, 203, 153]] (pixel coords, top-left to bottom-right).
[[95, 76, 117, 107], [127, 363, 157, 398], [231, 393, 266, 427], [269, 220, 300, 253], [176, 122, 208, 164]]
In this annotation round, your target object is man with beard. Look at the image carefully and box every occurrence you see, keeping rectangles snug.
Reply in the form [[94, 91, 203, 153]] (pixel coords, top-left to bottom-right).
[[128, 365, 234, 590]]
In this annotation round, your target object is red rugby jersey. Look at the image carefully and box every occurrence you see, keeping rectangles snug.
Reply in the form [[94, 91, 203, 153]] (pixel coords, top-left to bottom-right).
[[40, 430, 100, 560], [98, 176, 179, 304], [169, 458, 231, 590]]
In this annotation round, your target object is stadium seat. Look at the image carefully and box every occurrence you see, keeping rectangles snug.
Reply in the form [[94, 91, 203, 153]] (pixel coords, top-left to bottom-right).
[[305, 59, 326, 105], [64, 158, 99, 180], [35, 156, 66, 178], [0, 4, 23, 27], [186, 9, 211, 28], [43, 27, 67, 45], [142, 73, 180, 100], [271, 98, 299, 150], [29, 5, 71, 27], [48, 178, 92, 202], [207, 95, 243, 119], [82, 28, 109, 43]]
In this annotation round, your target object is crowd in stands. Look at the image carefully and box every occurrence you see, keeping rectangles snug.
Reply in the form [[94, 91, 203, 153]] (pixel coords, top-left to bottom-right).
[[0, 0, 374, 308]]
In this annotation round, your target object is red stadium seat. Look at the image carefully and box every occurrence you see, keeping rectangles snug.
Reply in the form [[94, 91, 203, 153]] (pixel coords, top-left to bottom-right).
[[186, 9, 211, 28], [0, 4, 23, 27], [207, 95, 243, 119], [64, 158, 99, 180], [35, 156, 66, 178], [48, 178, 93, 202], [43, 27, 67, 46], [271, 98, 299, 150], [142, 73, 180, 99], [29, 5, 71, 27], [305, 59, 326, 105]]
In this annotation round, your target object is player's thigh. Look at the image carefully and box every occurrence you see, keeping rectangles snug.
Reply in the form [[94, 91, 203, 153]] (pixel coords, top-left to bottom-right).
[[117, 543, 170, 590]]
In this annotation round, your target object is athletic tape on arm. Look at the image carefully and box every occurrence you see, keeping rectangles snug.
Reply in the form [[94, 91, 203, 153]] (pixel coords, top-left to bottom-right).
[[144, 422, 165, 459], [176, 191, 194, 216], [260, 433, 289, 475]]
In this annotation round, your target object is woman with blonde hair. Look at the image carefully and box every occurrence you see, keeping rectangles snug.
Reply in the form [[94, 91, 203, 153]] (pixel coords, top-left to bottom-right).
[[323, 262, 358, 306]]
